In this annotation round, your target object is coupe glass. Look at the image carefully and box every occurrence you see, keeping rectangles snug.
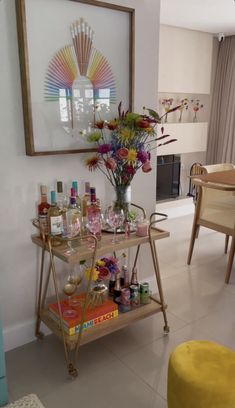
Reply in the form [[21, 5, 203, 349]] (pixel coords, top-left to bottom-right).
[[62, 275, 77, 318], [106, 207, 125, 243]]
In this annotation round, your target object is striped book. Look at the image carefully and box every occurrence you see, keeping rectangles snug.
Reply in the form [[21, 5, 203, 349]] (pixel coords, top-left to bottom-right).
[[48, 294, 118, 335], [49, 309, 119, 335]]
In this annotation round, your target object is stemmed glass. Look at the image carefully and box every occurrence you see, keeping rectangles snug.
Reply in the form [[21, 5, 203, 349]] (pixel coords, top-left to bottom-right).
[[106, 207, 125, 243], [86, 215, 101, 249], [62, 275, 77, 318]]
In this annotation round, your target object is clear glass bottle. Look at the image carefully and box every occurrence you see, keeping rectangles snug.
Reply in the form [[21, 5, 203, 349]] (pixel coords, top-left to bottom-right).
[[86, 187, 101, 240], [82, 181, 91, 217], [56, 181, 68, 211], [48, 191, 63, 242], [38, 185, 50, 237], [66, 188, 81, 241]]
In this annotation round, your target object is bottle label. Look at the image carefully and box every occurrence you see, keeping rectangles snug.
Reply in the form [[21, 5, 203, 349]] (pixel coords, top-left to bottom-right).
[[39, 215, 49, 235], [50, 215, 62, 235]]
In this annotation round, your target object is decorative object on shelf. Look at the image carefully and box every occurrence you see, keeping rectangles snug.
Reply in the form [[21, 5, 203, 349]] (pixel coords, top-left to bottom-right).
[[85, 257, 120, 306], [178, 98, 189, 122], [190, 99, 204, 122], [86, 102, 179, 216], [161, 98, 174, 122]]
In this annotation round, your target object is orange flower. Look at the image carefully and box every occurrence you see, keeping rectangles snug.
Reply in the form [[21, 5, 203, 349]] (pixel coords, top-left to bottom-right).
[[105, 158, 117, 171], [142, 160, 152, 173], [86, 155, 101, 171]]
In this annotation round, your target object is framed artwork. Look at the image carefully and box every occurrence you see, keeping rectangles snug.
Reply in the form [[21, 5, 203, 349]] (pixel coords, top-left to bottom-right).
[[15, 0, 134, 155]]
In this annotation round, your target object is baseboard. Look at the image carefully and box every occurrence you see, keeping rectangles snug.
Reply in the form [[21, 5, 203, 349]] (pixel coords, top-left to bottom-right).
[[156, 197, 194, 219], [3, 320, 51, 352]]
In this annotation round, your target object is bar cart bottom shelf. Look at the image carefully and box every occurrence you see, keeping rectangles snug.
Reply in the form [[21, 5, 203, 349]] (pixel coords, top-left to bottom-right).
[[40, 296, 168, 351]]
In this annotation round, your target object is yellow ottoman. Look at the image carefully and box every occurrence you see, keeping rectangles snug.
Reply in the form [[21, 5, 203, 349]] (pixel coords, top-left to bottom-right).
[[167, 340, 235, 408]]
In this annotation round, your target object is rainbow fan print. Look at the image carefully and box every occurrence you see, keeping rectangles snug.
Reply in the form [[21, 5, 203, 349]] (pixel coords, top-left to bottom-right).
[[44, 18, 117, 133]]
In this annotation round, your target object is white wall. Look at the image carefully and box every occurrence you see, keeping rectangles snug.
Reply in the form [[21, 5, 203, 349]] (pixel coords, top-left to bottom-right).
[[158, 25, 213, 94], [0, 0, 160, 350]]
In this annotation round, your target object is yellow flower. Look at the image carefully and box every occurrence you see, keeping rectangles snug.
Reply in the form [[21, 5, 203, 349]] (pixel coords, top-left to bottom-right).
[[96, 260, 105, 267], [84, 267, 99, 281], [128, 149, 137, 163], [119, 128, 135, 144]]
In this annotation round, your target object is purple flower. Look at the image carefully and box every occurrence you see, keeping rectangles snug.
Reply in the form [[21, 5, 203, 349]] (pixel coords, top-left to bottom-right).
[[97, 144, 112, 154], [137, 150, 149, 164]]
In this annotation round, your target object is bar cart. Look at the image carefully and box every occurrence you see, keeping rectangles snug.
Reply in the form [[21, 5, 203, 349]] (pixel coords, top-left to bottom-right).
[[32, 208, 170, 378]]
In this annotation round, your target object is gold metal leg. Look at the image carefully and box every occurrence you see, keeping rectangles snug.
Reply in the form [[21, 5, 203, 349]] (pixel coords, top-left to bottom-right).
[[225, 236, 235, 284], [35, 246, 45, 339], [149, 223, 169, 334], [47, 238, 78, 378]]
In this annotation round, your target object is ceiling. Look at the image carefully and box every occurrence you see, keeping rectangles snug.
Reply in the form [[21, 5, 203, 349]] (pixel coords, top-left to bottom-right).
[[160, 0, 235, 37]]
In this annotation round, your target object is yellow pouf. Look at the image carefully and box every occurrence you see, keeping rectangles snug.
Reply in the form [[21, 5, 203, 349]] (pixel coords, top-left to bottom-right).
[[167, 340, 235, 408]]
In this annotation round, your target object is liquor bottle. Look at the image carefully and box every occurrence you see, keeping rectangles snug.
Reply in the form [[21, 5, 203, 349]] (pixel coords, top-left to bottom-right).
[[86, 187, 101, 240], [56, 181, 68, 211], [121, 253, 129, 288], [48, 191, 63, 242], [38, 185, 50, 237], [113, 273, 121, 303], [82, 181, 91, 217], [66, 188, 81, 240], [130, 266, 139, 286], [72, 180, 82, 211]]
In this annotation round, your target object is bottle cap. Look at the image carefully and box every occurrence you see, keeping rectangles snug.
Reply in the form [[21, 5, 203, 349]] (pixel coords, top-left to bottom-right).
[[40, 185, 47, 195], [70, 196, 76, 205], [90, 187, 96, 195], [57, 181, 63, 193], [50, 191, 56, 204], [72, 181, 78, 193]]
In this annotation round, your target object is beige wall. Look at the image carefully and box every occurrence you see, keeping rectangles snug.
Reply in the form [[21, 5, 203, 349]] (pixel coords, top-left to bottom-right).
[[0, 0, 160, 350]]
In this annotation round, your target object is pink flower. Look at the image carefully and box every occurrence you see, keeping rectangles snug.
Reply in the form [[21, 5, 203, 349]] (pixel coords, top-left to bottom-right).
[[126, 165, 136, 175], [98, 266, 111, 281], [116, 147, 129, 160], [142, 160, 152, 173], [105, 158, 117, 171]]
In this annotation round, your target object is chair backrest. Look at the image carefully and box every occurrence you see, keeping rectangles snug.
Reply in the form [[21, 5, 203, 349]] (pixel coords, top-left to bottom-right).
[[201, 163, 235, 174], [198, 181, 235, 233]]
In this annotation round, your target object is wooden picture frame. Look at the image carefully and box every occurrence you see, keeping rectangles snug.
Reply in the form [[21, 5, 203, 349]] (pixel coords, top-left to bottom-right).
[[15, 0, 134, 156]]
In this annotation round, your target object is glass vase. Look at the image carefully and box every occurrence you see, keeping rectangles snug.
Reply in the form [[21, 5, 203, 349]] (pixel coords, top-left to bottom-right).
[[113, 184, 131, 219]]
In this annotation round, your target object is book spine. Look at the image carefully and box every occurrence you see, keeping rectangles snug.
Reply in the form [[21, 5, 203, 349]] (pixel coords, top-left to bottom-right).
[[49, 309, 118, 335]]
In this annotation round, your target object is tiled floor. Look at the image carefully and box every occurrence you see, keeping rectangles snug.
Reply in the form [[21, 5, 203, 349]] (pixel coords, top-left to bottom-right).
[[5, 214, 235, 407]]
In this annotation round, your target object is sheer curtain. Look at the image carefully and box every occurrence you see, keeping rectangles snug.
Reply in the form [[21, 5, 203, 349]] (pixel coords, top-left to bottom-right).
[[206, 36, 235, 164]]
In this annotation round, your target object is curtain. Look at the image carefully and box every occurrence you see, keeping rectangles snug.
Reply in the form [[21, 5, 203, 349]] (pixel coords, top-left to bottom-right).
[[206, 36, 235, 164]]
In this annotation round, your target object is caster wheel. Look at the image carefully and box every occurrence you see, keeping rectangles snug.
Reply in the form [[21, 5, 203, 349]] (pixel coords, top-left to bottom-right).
[[68, 363, 78, 378], [36, 331, 44, 340], [163, 325, 170, 335]]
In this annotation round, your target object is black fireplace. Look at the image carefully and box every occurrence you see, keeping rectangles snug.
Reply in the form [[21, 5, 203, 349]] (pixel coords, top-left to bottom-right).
[[156, 154, 181, 201]]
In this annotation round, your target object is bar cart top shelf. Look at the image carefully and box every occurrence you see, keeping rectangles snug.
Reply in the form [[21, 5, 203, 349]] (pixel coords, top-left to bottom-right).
[[31, 227, 170, 264]]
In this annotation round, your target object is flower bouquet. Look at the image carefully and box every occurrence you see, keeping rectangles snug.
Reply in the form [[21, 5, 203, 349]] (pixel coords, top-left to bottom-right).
[[161, 98, 174, 122], [178, 98, 189, 122], [85, 257, 120, 307], [85, 102, 180, 216]]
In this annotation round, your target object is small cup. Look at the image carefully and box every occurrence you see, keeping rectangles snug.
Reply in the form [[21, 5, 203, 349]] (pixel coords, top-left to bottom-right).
[[136, 219, 149, 237]]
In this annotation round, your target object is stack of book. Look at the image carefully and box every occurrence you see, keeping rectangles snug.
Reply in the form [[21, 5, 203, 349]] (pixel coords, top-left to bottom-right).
[[48, 293, 118, 336]]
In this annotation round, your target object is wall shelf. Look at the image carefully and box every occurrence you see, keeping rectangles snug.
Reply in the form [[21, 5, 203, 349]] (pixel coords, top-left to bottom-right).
[[157, 122, 208, 156]]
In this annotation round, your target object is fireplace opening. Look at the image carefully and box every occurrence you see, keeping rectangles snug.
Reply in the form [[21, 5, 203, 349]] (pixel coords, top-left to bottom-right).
[[156, 154, 181, 201]]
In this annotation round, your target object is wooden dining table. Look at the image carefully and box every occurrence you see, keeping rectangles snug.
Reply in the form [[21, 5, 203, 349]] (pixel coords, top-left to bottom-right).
[[194, 169, 235, 186]]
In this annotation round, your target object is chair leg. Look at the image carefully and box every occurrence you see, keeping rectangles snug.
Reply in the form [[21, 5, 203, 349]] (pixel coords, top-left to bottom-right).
[[224, 235, 229, 254], [195, 225, 200, 239], [225, 236, 235, 284], [187, 223, 199, 265]]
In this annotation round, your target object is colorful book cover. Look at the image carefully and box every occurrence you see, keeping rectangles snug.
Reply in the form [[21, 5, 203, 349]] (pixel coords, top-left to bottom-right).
[[48, 293, 118, 328], [49, 309, 119, 335]]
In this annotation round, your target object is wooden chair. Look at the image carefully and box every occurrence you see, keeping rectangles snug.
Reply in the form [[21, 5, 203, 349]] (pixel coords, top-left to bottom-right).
[[187, 178, 235, 283], [200, 164, 235, 253]]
